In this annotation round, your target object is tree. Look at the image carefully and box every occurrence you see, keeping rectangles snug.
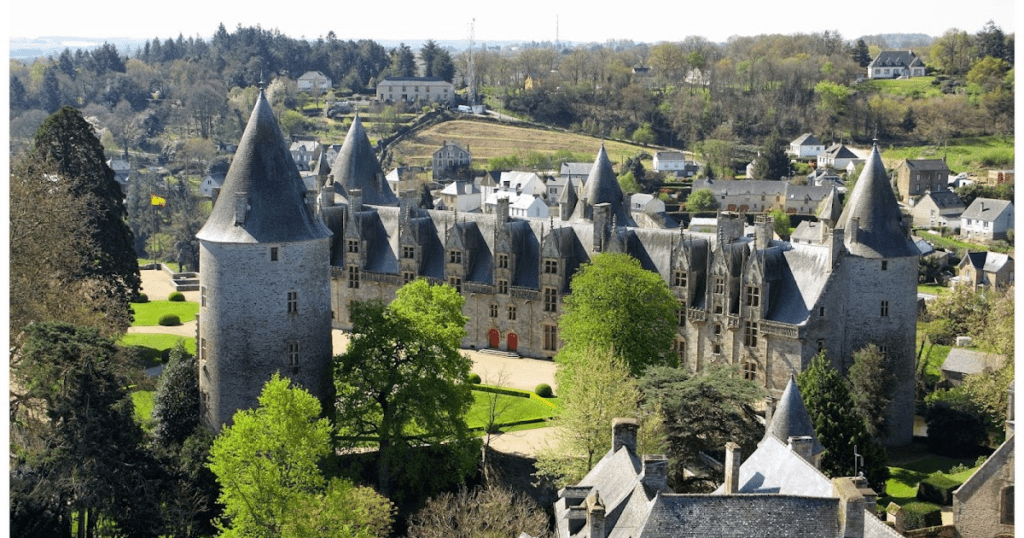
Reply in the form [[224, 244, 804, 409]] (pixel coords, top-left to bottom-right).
[[535, 345, 647, 486], [406, 485, 551, 538], [686, 187, 719, 212], [695, 138, 736, 179], [209, 374, 393, 537], [976, 20, 1006, 61], [847, 344, 895, 439], [769, 208, 791, 238], [27, 106, 141, 333], [152, 342, 201, 449], [851, 39, 872, 67], [752, 130, 790, 180], [923, 402, 987, 457], [10, 322, 165, 537], [900, 106, 917, 134], [931, 29, 974, 77], [640, 364, 763, 492], [420, 40, 441, 77], [334, 279, 477, 497], [389, 43, 416, 77], [798, 352, 890, 489], [431, 49, 456, 83], [557, 252, 678, 376]]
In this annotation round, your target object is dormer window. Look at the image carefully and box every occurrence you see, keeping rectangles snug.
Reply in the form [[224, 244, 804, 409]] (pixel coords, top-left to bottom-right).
[[673, 270, 687, 288], [449, 250, 462, 264], [713, 276, 725, 295], [745, 286, 760, 307], [497, 254, 509, 269], [402, 245, 415, 259], [498, 279, 509, 295], [544, 259, 559, 274], [347, 239, 359, 253]]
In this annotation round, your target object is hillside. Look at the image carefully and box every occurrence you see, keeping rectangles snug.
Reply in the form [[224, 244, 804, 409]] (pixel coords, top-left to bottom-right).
[[386, 117, 671, 171]]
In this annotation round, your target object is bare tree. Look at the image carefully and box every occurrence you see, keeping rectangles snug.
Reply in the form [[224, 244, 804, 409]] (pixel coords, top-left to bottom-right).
[[406, 485, 551, 538]]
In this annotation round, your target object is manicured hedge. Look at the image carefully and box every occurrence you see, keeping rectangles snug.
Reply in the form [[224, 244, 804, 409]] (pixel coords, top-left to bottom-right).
[[902, 502, 943, 530], [472, 384, 531, 398], [131, 293, 149, 303], [158, 314, 181, 326], [168, 291, 186, 302], [917, 473, 962, 505], [467, 373, 482, 384], [535, 383, 553, 398]]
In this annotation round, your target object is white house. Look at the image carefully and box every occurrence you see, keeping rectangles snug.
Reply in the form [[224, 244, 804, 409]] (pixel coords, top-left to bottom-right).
[[652, 151, 700, 177], [817, 143, 859, 170], [376, 77, 454, 104], [960, 198, 1014, 242], [483, 191, 548, 218], [439, 180, 482, 212], [499, 171, 547, 198], [788, 133, 825, 159], [868, 51, 926, 79], [297, 71, 331, 92], [200, 172, 225, 198], [289, 140, 321, 171], [629, 193, 665, 214]]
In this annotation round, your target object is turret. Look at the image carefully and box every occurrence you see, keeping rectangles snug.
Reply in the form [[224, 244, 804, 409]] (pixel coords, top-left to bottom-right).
[[330, 114, 399, 206]]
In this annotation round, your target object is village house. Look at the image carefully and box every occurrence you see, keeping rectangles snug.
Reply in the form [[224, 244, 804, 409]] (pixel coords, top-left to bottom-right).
[[438, 180, 482, 212], [691, 179, 834, 215], [296, 70, 331, 92], [375, 76, 453, 105], [896, 158, 951, 203], [867, 50, 926, 79], [817, 143, 860, 170], [953, 251, 1014, 289], [960, 198, 1014, 242], [908, 190, 965, 231], [953, 434, 1014, 538], [941, 348, 1006, 386], [986, 169, 1015, 186], [432, 140, 472, 180], [653, 151, 700, 178], [788, 133, 825, 159]]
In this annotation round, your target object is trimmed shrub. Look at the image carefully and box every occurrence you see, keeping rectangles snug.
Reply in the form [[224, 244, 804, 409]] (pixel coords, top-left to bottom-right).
[[901, 502, 943, 530], [535, 383, 553, 398], [158, 314, 181, 326], [131, 293, 149, 303], [473, 385, 531, 398], [467, 373, 482, 384], [168, 292, 186, 302], [917, 473, 961, 505]]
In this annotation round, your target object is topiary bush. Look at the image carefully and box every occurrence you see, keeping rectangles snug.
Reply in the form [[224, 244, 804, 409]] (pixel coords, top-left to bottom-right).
[[158, 314, 181, 326], [168, 292, 185, 302], [467, 373, 481, 384], [535, 383, 553, 398], [901, 502, 943, 530], [917, 472, 961, 505], [131, 293, 149, 303]]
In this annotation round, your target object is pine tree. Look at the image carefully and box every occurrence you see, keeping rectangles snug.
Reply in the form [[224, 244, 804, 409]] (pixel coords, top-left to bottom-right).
[[852, 39, 872, 67], [752, 130, 790, 180], [797, 353, 890, 490]]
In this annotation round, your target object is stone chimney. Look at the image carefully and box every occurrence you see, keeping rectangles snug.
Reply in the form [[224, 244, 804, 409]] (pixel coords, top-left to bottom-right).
[[717, 212, 743, 245], [348, 188, 363, 213], [724, 442, 742, 494], [847, 217, 859, 244], [642, 455, 669, 492], [850, 475, 878, 515], [832, 477, 866, 538], [586, 491, 606, 538], [611, 417, 638, 454], [754, 214, 773, 250], [496, 196, 510, 224], [788, 436, 815, 465], [593, 203, 612, 253], [828, 228, 844, 272]]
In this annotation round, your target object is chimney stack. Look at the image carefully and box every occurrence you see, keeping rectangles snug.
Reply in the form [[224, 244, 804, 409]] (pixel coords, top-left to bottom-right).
[[349, 188, 363, 213], [724, 442, 742, 494], [586, 491, 606, 538], [642, 455, 669, 492], [788, 436, 815, 465], [832, 477, 866, 538], [611, 418, 638, 454]]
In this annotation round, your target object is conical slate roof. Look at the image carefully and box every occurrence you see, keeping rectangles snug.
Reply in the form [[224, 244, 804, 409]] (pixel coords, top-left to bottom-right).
[[197, 91, 331, 244], [763, 376, 825, 456], [836, 144, 917, 259], [330, 115, 398, 206], [311, 147, 332, 177], [571, 144, 633, 225], [817, 185, 843, 224]]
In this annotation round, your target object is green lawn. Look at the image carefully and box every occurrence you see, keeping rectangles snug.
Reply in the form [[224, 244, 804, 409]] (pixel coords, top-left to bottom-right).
[[860, 76, 944, 99], [881, 456, 979, 506], [883, 135, 1014, 174], [917, 283, 949, 296], [131, 300, 199, 326], [119, 333, 197, 368], [466, 391, 559, 433]]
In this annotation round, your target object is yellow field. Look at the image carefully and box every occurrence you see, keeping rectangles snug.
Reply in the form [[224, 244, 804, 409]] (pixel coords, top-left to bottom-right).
[[387, 118, 660, 170]]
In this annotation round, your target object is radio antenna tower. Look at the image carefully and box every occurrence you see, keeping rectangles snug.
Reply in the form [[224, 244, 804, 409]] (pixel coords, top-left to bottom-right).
[[468, 18, 476, 108]]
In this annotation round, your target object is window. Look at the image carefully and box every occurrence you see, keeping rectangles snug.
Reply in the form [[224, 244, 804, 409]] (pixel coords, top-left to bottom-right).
[[347, 239, 359, 253], [449, 250, 462, 264], [677, 303, 686, 326], [288, 291, 298, 313], [819, 306, 826, 317], [879, 345, 890, 357], [200, 338, 207, 363], [817, 339, 826, 353], [498, 279, 509, 294], [881, 260, 888, 270], [347, 266, 359, 289], [200, 286, 207, 307], [449, 276, 462, 293], [714, 324, 722, 336], [713, 343, 722, 355], [490, 304, 499, 318], [543, 325, 558, 351], [743, 361, 757, 381], [507, 305, 517, 321], [1001, 486, 1014, 524], [671, 339, 686, 362], [403, 271, 416, 284], [673, 270, 687, 288], [544, 259, 559, 274], [543, 287, 557, 313], [287, 340, 300, 366], [270, 247, 279, 261], [745, 286, 760, 307], [714, 276, 725, 294], [497, 254, 509, 269], [402, 245, 415, 259], [714, 302, 723, 314], [880, 300, 889, 317], [744, 322, 758, 347]]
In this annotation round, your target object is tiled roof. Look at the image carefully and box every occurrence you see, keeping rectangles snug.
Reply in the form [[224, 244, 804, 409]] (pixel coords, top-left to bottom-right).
[[791, 133, 822, 146]]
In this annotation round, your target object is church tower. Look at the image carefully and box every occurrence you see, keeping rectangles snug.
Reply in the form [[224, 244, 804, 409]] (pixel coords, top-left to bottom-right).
[[834, 142, 919, 446], [195, 89, 334, 431]]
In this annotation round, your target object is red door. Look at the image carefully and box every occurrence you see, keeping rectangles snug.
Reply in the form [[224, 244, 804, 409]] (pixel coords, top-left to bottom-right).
[[507, 332, 518, 352], [488, 328, 500, 348]]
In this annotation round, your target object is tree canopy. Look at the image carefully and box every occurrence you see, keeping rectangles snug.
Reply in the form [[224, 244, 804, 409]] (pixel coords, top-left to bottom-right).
[[557, 252, 678, 377], [334, 279, 476, 497], [686, 187, 719, 212]]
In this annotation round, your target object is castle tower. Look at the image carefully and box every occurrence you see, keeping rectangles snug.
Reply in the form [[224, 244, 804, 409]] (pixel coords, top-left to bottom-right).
[[763, 376, 825, 467], [330, 114, 399, 206], [570, 144, 635, 226], [834, 142, 919, 445], [195, 90, 334, 431]]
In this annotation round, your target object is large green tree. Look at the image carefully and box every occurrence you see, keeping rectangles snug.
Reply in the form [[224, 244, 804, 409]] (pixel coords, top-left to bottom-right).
[[558, 253, 678, 376], [151, 342, 201, 449], [209, 374, 393, 537], [686, 187, 719, 212], [798, 353, 890, 489], [847, 344, 895, 439], [640, 364, 763, 492], [751, 130, 790, 180], [334, 279, 477, 497], [27, 106, 141, 333]]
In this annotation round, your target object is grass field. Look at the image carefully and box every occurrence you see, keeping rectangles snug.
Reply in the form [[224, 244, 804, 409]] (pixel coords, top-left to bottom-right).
[[916, 230, 1012, 255], [388, 118, 660, 170], [882, 135, 1014, 175], [882, 455, 979, 505], [917, 283, 949, 296], [860, 77, 944, 99], [119, 333, 197, 367], [466, 390, 560, 433], [131, 300, 200, 326]]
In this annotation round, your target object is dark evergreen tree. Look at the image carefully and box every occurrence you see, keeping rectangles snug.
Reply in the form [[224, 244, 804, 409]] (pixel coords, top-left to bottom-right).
[[10, 75, 27, 111], [847, 344, 896, 439], [977, 20, 1006, 61], [57, 47, 77, 79], [390, 43, 417, 77], [420, 39, 441, 77], [851, 39, 872, 67], [420, 183, 435, 209], [797, 352, 890, 490], [900, 106, 917, 134], [752, 130, 790, 180], [41, 67, 61, 113], [152, 343, 201, 448], [90, 42, 127, 73], [30, 106, 141, 331], [431, 48, 456, 83]]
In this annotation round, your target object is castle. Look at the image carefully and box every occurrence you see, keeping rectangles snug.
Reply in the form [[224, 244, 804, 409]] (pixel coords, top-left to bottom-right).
[[198, 90, 918, 445]]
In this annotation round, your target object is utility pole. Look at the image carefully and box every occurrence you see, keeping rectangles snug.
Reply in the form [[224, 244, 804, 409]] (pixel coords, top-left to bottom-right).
[[468, 18, 476, 108]]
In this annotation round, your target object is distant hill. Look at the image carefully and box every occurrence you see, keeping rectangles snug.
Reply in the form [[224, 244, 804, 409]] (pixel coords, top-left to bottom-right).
[[855, 33, 935, 50], [10, 36, 150, 60]]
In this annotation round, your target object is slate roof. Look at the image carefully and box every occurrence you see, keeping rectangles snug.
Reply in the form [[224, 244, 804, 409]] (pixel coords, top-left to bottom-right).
[[836, 144, 918, 259], [311, 148, 332, 177], [379, 76, 448, 83], [763, 376, 825, 456], [654, 151, 687, 161], [331, 115, 399, 206], [791, 133, 823, 146], [817, 187, 843, 223], [921, 190, 965, 211], [961, 198, 1012, 222], [571, 144, 634, 225], [823, 143, 858, 160], [942, 348, 1005, 376], [902, 159, 951, 172], [196, 91, 331, 244], [954, 434, 1014, 503], [560, 162, 593, 177], [869, 51, 925, 69]]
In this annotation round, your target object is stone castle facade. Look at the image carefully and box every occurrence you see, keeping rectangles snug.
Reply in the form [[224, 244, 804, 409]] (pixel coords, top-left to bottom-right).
[[200, 94, 919, 444]]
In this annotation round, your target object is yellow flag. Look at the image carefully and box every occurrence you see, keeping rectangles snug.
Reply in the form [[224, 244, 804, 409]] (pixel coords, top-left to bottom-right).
[[151, 195, 166, 207]]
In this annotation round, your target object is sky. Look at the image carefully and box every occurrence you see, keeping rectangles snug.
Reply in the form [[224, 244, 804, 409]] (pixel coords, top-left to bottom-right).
[[6, 0, 1018, 46]]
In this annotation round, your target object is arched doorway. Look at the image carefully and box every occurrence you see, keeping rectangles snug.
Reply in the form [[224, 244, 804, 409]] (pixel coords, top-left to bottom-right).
[[507, 332, 518, 352], [488, 328, 500, 348]]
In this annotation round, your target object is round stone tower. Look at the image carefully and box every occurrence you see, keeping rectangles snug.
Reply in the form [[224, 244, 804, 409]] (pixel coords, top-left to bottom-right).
[[195, 89, 333, 431]]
